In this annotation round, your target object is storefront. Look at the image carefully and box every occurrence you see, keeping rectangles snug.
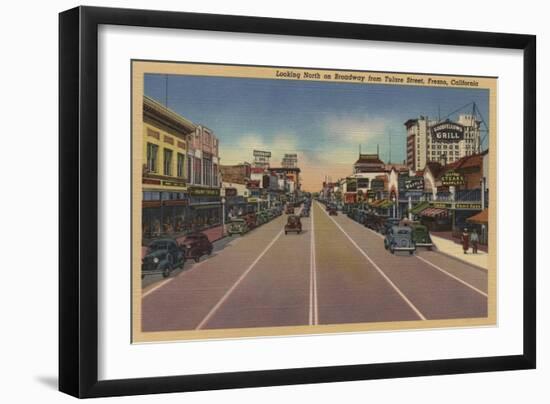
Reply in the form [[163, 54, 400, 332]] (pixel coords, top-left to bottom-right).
[[188, 186, 223, 242]]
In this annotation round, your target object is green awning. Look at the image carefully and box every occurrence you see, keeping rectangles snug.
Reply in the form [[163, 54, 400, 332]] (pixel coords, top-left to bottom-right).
[[379, 200, 394, 209], [410, 201, 429, 215]]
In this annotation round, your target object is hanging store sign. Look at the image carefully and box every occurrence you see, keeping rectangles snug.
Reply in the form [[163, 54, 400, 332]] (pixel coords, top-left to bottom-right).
[[440, 170, 465, 186], [366, 190, 376, 199], [371, 179, 385, 191], [224, 188, 237, 197], [346, 177, 357, 192], [357, 178, 370, 188], [404, 177, 424, 190], [431, 121, 464, 143]]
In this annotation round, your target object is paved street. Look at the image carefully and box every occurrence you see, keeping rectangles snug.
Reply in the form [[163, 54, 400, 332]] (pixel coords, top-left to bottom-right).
[[142, 201, 488, 332]]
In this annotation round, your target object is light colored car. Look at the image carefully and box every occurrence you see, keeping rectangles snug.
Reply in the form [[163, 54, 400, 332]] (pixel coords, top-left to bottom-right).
[[227, 218, 249, 236], [384, 226, 416, 255]]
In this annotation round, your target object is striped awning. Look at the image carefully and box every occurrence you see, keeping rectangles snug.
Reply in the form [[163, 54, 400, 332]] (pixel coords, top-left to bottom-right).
[[420, 207, 448, 218]]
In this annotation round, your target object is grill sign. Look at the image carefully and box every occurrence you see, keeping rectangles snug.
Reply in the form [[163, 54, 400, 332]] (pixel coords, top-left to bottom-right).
[[431, 121, 464, 143]]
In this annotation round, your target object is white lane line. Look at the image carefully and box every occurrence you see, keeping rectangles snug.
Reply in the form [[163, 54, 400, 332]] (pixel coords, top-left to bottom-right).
[[415, 255, 488, 297], [195, 229, 284, 330], [352, 217, 488, 298], [309, 205, 318, 325], [317, 202, 426, 321]]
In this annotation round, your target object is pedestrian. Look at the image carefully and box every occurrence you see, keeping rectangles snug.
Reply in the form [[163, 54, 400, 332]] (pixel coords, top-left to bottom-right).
[[461, 228, 469, 254], [471, 229, 479, 254]]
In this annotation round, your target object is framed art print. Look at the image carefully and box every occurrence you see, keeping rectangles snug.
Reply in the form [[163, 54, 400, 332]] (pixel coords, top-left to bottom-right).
[[59, 6, 536, 398]]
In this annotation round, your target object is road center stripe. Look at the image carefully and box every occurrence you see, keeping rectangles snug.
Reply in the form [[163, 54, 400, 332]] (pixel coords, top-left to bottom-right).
[[309, 205, 318, 325], [317, 202, 427, 321], [195, 229, 284, 330]]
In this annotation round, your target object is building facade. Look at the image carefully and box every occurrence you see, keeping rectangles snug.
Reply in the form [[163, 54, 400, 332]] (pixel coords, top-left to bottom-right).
[[142, 96, 195, 240], [405, 115, 482, 172]]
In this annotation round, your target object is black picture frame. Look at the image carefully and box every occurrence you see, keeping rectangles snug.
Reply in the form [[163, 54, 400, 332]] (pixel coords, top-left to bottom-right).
[[59, 6, 536, 398]]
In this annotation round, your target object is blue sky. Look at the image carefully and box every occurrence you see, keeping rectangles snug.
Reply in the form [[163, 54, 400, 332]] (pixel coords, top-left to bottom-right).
[[144, 73, 489, 191]]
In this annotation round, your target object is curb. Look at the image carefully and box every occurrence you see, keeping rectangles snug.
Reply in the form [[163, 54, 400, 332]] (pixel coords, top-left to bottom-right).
[[431, 248, 488, 272]]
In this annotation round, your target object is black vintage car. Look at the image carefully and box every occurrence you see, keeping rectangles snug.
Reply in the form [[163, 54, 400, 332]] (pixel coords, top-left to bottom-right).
[[142, 238, 186, 278], [180, 233, 213, 262], [285, 214, 302, 234]]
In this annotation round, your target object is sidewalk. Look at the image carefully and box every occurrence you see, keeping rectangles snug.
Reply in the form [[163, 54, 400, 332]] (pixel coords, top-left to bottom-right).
[[431, 234, 488, 270]]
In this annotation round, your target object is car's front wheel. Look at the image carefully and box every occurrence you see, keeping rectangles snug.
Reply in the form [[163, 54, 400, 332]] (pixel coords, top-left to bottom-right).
[[162, 263, 172, 278]]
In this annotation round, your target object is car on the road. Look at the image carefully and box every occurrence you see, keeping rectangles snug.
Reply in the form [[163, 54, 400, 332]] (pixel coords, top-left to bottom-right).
[[180, 232, 213, 262], [380, 217, 401, 234], [141, 238, 186, 278], [285, 205, 295, 214], [284, 214, 302, 234], [401, 220, 434, 249], [328, 205, 338, 215], [384, 226, 416, 255], [227, 218, 249, 236]]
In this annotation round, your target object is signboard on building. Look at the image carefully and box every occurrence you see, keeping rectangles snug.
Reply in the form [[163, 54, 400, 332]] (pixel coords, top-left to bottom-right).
[[357, 178, 370, 188], [161, 179, 186, 187], [344, 193, 357, 204], [404, 176, 424, 191], [366, 190, 376, 199], [431, 201, 452, 209], [346, 177, 357, 192], [431, 121, 464, 143], [371, 179, 385, 191], [455, 203, 482, 210], [224, 187, 237, 197], [440, 170, 465, 186], [253, 150, 271, 168], [188, 187, 220, 197]]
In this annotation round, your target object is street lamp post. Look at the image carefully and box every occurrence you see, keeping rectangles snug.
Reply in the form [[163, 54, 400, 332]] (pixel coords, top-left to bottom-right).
[[221, 196, 226, 236]]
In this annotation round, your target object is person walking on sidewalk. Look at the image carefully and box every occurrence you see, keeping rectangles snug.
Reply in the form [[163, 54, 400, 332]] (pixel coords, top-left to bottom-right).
[[471, 229, 479, 254], [461, 228, 470, 254]]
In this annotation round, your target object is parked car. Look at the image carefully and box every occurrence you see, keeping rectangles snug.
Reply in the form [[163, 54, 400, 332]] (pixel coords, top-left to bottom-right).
[[285, 205, 295, 214], [227, 218, 249, 236], [180, 233, 213, 262], [384, 226, 416, 255], [328, 206, 338, 215], [141, 238, 186, 278], [365, 212, 388, 232], [284, 214, 302, 234], [401, 220, 433, 249], [244, 213, 257, 229]]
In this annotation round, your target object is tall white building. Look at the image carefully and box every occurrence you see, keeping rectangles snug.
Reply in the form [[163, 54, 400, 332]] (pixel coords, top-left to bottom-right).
[[405, 114, 481, 172]]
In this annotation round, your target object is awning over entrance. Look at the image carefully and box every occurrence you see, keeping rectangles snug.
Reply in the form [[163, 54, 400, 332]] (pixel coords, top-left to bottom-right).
[[466, 208, 488, 224], [420, 207, 448, 218], [410, 201, 429, 215]]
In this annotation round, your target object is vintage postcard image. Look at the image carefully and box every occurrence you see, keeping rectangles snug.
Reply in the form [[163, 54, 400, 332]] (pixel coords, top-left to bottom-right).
[[131, 61, 496, 342]]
